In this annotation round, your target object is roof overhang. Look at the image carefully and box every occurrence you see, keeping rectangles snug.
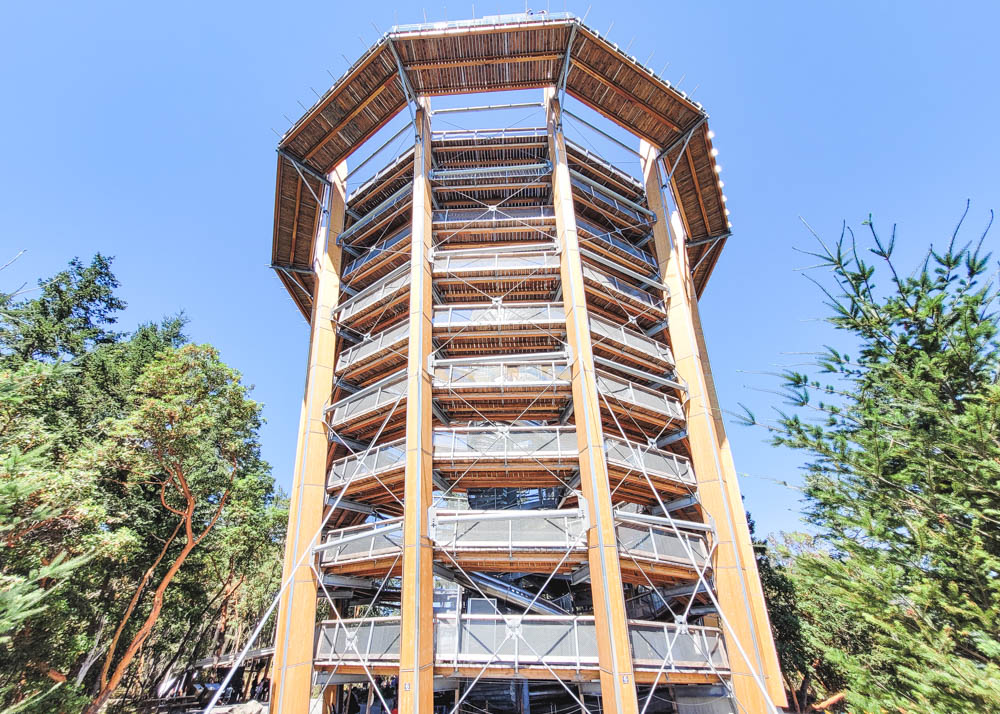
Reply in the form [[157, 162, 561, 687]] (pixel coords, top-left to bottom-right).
[[272, 13, 729, 317]]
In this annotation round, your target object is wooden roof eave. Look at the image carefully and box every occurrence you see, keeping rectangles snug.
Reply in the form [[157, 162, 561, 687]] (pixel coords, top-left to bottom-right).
[[274, 268, 313, 322], [279, 39, 393, 152], [272, 15, 735, 312]]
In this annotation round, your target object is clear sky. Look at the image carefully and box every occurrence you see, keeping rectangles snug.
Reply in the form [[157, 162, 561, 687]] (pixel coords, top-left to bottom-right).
[[2, 1, 997, 537]]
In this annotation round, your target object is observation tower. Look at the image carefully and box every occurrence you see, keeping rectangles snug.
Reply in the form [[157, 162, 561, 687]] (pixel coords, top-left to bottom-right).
[[269, 12, 785, 714]]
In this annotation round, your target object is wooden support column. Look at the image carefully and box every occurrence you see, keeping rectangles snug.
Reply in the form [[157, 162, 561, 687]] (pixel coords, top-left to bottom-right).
[[271, 164, 349, 714], [322, 684, 337, 714], [639, 140, 787, 711], [545, 87, 640, 714], [398, 95, 436, 714]]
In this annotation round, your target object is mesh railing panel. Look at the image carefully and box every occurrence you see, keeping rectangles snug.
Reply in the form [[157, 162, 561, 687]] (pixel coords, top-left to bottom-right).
[[343, 226, 412, 277], [576, 218, 657, 271], [336, 322, 409, 373], [629, 623, 729, 670], [604, 437, 696, 485], [339, 184, 413, 245], [571, 176, 649, 225], [615, 522, 709, 568], [318, 521, 405, 565], [316, 617, 727, 672], [589, 314, 674, 364], [582, 264, 664, 311], [433, 205, 555, 226], [434, 361, 571, 388], [328, 438, 406, 486], [315, 618, 402, 662], [432, 427, 578, 461], [595, 371, 684, 420], [328, 373, 407, 426], [433, 303, 566, 329], [433, 512, 585, 549], [336, 269, 410, 323], [434, 251, 560, 275]]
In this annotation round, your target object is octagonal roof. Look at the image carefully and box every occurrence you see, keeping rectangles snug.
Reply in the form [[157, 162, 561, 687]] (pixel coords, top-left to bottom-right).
[[272, 13, 730, 317]]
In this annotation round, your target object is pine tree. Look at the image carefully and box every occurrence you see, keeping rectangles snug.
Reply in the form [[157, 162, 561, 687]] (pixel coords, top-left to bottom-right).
[[746, 206, 1000, 713]]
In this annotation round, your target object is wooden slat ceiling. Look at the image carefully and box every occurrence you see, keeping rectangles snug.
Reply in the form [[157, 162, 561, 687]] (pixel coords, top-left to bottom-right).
[[272, 14, 730, 317]]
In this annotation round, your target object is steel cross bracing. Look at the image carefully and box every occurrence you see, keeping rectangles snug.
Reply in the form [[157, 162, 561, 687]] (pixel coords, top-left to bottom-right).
[[253, 84, 784, 714]]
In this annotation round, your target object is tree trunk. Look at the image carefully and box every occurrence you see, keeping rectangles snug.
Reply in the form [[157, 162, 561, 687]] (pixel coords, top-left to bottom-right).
[[149, 575, 234, 692], [98, 517, 183, 688], [84, 477, 231, 714], [83, 530, 198, 714], [811, 691, 845, 711], [74, 614, 108, 687]]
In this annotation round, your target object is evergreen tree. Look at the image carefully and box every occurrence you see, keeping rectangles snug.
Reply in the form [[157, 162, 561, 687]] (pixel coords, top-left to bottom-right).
[[0, 256, 286, 713], [745, 206, 1000, 712]]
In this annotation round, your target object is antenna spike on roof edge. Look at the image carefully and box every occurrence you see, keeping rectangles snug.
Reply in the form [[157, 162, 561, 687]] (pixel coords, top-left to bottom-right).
[[604, 20, 614, 37], [582, 4, 591, 22]]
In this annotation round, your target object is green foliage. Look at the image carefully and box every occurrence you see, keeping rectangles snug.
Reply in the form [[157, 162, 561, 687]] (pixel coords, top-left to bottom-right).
[[0, 256, 285, 713], [0, 255, 125, 363], [746, 207, 1000, 713]]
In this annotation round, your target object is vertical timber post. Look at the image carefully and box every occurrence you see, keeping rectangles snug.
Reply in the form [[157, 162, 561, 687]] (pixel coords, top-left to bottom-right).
[[271, 163, 349, 714], [639, 140, 787, 711], [545, 87, 640, 714], [398, 95, 436, 714]]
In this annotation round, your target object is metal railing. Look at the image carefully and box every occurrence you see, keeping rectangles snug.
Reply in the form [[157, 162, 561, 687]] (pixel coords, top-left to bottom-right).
[[604, 436, 696, 486], [433, 205, 555, 227], [576, 217, 657, 272], [338, 184, 413, 247], [433, 302, 566, 330], [615, 518, 710, 569], [432, 358, 572, 390], [326, 371, 406, 428], [326, 428, 697, 491], [429, 162, 552, 183], [595, 370, 684, 421], [336, 322, 409, 374], [571, 175, 653, 227], [335, 266, 410, 324], [433, 249, 560, 276], [589, 314, 674, 366], [430, 508, 587, 552], [328, 437, 406, 487], [314, 508, 707, 572], [582, 264, 665, 313], [315, 518, 404, 567], [432, 426, 578, 463], [343, 226, 411, 277], [316, 615, 729, 674]]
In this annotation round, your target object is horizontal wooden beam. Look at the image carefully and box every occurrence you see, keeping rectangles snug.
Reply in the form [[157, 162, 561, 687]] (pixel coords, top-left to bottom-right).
[[407, 51, 562, 71]]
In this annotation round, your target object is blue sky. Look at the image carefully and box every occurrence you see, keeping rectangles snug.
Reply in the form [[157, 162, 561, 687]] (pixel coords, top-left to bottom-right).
[[2, 1, 997, 536]]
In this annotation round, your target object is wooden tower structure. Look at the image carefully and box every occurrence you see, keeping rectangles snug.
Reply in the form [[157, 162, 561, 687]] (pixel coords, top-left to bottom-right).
[[268, 13, 786, 714]]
